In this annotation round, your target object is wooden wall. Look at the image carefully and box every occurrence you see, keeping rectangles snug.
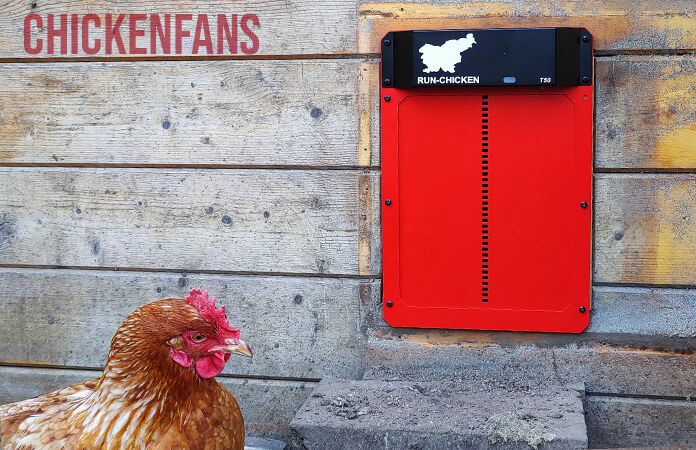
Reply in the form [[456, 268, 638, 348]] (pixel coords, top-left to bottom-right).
[[1, 0, 696, 445], [0, 0, 379, 439]]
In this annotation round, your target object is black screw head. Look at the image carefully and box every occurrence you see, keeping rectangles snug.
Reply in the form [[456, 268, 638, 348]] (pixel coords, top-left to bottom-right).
[[582, 35, 591, 43], [580, 201, 588, 209], [386, 300, 393, 307], [384, 95, 391, 102], [383, 39, 391, 47], [383, 78, 392, 86], [384, 199, 392, 206], [579, 306, 586, 313], [582, 75, 591, 84]]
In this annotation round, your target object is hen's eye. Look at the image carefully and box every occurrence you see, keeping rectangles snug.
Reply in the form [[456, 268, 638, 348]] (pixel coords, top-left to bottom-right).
[[191, 333, 206, 342]]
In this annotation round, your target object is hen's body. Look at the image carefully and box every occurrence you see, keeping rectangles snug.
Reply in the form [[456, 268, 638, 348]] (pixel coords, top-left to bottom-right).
[[1, 293, 249, 450], [1, 378, 242, 450]]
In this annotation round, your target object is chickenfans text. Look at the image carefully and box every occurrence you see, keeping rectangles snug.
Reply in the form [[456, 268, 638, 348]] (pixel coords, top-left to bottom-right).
[[24, 14, 260, 55]]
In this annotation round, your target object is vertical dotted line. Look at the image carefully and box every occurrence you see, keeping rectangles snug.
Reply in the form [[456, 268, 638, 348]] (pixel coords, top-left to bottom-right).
[[481, 96, 489, 303]]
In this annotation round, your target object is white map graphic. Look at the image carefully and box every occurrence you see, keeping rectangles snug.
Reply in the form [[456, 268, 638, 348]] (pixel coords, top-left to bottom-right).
[[418, 33, 477, 73]]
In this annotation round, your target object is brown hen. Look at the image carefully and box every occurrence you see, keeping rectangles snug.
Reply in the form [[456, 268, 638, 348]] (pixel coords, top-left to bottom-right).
[[1, 289, 252, 450]]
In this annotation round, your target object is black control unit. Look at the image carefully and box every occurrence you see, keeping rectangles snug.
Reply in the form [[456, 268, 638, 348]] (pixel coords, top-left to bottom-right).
[[381, 27, 593, 88]]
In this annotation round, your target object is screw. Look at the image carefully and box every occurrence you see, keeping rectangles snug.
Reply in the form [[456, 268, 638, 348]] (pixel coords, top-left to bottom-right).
[[580, 201, 588, 208], [384, 95, 391, 102], [582, 35, 590, 43], [385, 199, 392, 206], [582, 76, 591, 84], [383, 39, 391, 47], [579, 306, 586, 313], [386, 300, 393, 307], [383, 78, 392, 86]]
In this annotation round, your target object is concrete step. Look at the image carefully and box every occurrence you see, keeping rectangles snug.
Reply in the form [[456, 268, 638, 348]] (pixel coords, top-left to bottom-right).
[[291, 379, 587, 450]]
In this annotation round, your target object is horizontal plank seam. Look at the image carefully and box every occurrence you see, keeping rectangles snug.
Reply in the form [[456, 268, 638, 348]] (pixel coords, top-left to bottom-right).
[[0, 362, 320, 384], [0, 54, 372, 64], [0, 48, 696, 64], [586, 392, 695, 403], [216, 373, 320, 383], [357, 50, 696, 57], [0, 264, 383, 280], [595, 49, 696, 57], [593, 285, 696, 294], [0, 50, 692, 65], [369, 332, 696, 354], [594, 281, 696, 289], [594, 168, 696, 174], [4, 166, 696, 174], [4, 267, 692, 294], [0, 163, 382, 171]]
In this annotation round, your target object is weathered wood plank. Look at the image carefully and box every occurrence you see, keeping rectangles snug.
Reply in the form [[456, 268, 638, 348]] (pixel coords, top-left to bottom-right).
[[596, 56, 696, 169], [365, 339, 696, 398], [356, 62, 383, 276], [0, 366, 315, 440], [0, 268, 380, 379], [554, 346, 696, 399], [0, 60, 372, 167], [5, 20, 695, 173], [0, 1, 357, 58], [590, 286, 696, 339], [359, 1, 696, 54], [357, 61, 380, 169], [594, 174, 696, 285], [585, 395, 696, 448], [0, 168, 381, 275]]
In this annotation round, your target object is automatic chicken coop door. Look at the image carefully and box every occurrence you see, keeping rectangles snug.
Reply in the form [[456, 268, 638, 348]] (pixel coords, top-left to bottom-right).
[[381, 28, 593, 333]]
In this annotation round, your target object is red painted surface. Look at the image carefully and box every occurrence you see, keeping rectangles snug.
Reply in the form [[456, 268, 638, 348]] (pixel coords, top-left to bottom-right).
[[381, 85, 593, 332]]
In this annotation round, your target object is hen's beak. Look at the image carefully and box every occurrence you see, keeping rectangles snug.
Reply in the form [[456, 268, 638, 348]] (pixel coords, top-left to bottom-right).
[[217, 338, 253, 358]]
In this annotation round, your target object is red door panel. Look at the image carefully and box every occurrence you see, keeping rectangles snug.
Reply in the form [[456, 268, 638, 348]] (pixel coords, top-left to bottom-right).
[[381, 86, 592, 333]]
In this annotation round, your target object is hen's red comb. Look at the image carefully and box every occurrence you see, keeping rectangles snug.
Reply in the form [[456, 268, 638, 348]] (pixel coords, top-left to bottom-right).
[[186, 289, 240, 338]]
